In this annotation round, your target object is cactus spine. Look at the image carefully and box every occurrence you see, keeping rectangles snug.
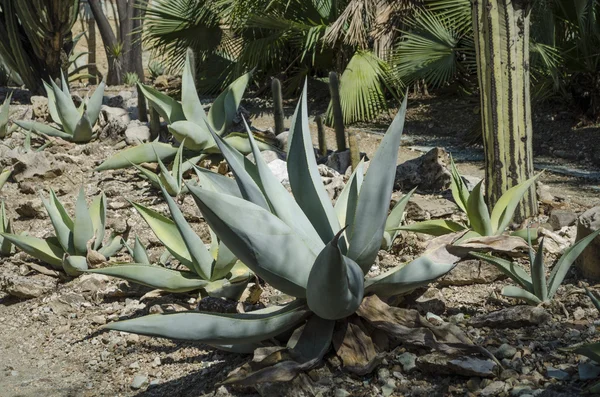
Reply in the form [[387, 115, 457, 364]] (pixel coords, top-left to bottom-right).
[[315, 114, 327, 157], [328, 71, 346, 152], [272, 78, 285, 136], [472, 0, 537, 220]]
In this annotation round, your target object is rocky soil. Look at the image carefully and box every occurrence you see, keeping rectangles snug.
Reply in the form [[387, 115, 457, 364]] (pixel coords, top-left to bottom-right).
[[1, 85, 600, 397]]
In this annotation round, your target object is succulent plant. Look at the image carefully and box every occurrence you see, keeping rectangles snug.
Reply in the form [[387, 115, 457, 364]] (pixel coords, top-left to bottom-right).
[[95, 52, 278, 171], [471, 229, 600, 305], [87, 184, 252, 300], [15, 73, 105, 143], [101, 84, 456, 376], [0, 92, 16, 138], [0, 168, 10, 191], [381, 187, 417, 250], [398, 157, 539, 238], [1, 188, 124, 275], [0, 201, 13, 255]]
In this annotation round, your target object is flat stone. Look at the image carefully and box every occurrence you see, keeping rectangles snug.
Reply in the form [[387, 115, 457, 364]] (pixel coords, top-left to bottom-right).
[[546, 367, 569, 380], [414, 288, 446, 314], [470, 306, 550, 329], [481, 381, 506, 396], [395, 147, 451, 192], [494, 343, 517, 360], [130, 375, 148, 390], [549, 209, 577, 230], [2, 274, 58, 299], [417, 352, 498, 377], [125, 121, 151, 145], [396, 352, 417, 373], [438, 259, 506, 286]]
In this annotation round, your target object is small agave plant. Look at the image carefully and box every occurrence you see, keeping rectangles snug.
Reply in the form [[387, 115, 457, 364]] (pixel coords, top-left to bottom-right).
[[398, 157, 539, 239], [471, 229, 600, 305], [0, 201, 13, 255], [1, 188, 124, 275], [102, 84, 458, 380], [0, 92, 16, 139], [96, 53, 277, 171], [87, 185, 253, 300], [0, 168, 10, 191], [16, 74, 105, 143], [131, 141, 189, 196]]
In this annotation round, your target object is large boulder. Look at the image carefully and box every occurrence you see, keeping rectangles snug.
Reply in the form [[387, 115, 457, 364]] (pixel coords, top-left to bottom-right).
[[576, 206, 600, 279], [99, 105, 131, 140], [394, 147, 451, 192]]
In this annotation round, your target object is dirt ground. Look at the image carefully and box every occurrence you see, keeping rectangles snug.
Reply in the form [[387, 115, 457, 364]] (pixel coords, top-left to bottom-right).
[[1, 87, 599, 397]]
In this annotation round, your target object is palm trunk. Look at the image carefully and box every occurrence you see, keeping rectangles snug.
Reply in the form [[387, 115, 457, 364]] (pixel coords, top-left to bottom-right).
[[88, 0, 122, 85], [131, 0, 146, 82], [472, 0, 537, 220]]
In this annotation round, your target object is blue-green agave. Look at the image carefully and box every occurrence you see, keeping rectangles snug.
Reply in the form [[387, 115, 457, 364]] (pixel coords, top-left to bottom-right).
[[16, 74, 105, 143], [87, 184, 253, 300], [1, 188, 124, 275], [101, 84, 457, 375], [95, 53, 277, 171]]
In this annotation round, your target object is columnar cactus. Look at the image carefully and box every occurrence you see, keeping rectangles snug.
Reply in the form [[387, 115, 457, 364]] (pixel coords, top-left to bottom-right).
[[272, 78, 285, 136]]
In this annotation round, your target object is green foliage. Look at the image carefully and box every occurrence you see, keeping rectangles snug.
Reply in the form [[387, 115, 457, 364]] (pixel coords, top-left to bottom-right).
[[97, 54, 277, 170], [148, 60, 166, 79], [0, 201, 13, 255], [88, 185, 252, 299], [471, 229, 600, 305], [0, 92, 16, 138], [0, 187, 124, 276], [398, 159, 539, 237], [15, 74, 105, 143], [0, 168, 10, 192], [124, 72, 140, 86], [102, 83, 455, 363]]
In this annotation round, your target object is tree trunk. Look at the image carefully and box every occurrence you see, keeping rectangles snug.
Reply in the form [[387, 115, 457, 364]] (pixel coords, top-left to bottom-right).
[[131, 0, 146, 82], [88, 0, 122, 85], [87, 12, 98, 85], [472, 0, 537, 220], [116, 0, 133, 74]]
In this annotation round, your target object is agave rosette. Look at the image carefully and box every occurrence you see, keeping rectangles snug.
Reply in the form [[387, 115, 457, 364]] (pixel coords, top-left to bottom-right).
[[16, 73, 105, 143], [87, 184, 252, 300], [1, 188, 124, 275], [102, 84, 457, 366], [95, 53, 278, 171]]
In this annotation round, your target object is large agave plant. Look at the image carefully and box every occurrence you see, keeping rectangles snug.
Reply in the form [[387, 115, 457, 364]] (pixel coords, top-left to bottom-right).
[[1, 188, 124, 275], [16, 74, 105, 143], [102, 84, 460, 380], [87, 184, 253, 300], [96, 53, 277, 171]]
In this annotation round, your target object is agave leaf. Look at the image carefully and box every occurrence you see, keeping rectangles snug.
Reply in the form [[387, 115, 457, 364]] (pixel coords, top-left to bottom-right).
[[210, 239, 240, 281], [14, 120, 72, 139], [72, 188, 94, 255], [1, 234, 64, 268], [510, 227, 539, 243], [138, 83, 185, 123], [161, 185, 213, 279], [585, 287, 600, 312], [72, 112, 94, 143], [194, 166, 242, 198], [156, 150, 181, 196], [0, 168, 11, 191], [43, 81, 61, 125], [62, 254, 88, 277], [501, 285, 542, 305], [130, 202, 193, 269], [95, 142, 179, 171], [287, 81, 340, 244], [172, 141, 184, 188], [547, 229, 600, 299], [364, 255, 454, 296], [188, 185, 316, 298], [490, 174, 540, 235], [469, 251, 533, 291], [60, 71, 70, 98], [86, 80, 105, 125], [97, 234, 124, 258], [466, 181, 492, 236], [89, 193, 107, 251], [450, 156, 470, 213], [131, 236, 151, 265], [103, 299, 309, 344], [383, 187, 417, 249], [204, 277, 250, 300], [288, 315, 335, 361], [88, 264, 209, 293], [132, 162, 162, 187], [50, 79, 79, 135], [0, 202, 12, 255], [348, 96, 407, 272], [246, 123, 323, 254], [571, 342, 600, 364], [181, 52, 208, 127], [335, 160, 364, 230], [0, 92, 12, 138], [530, 236, 547, 302], [205, 132, 280, 155], [207, 72, 251, 135], [306, 230, 364, 320], [40, 192, 73, 253], [168, 121, 214, 151], [206, 124, 269, 210], [395, 219, 467, 236]]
